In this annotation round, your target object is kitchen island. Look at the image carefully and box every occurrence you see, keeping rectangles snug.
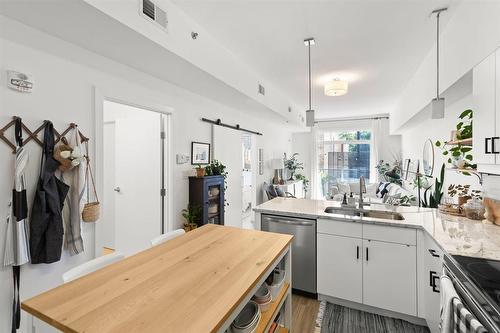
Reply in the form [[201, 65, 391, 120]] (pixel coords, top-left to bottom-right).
[[22, 225, 293, 333]]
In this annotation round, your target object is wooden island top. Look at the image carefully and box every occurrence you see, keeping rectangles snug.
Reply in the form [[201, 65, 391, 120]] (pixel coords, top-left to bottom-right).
[[22, 224, 293, 333]]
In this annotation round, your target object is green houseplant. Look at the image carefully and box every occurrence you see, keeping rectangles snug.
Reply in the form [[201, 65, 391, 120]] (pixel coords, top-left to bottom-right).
[[181, 203, 201, 232], [284, 153, 304, 180], [422, 164, 445, 208], [294, 173, 309, 194], [435, 109, 476, 171]]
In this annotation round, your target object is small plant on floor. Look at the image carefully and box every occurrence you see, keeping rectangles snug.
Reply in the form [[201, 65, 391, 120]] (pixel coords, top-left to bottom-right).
[[181, 204, 201, 232]]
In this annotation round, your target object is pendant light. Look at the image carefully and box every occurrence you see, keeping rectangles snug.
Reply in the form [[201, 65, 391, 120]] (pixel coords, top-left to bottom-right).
[[304, 37, 315, 127], [430, 7, 447, 119]]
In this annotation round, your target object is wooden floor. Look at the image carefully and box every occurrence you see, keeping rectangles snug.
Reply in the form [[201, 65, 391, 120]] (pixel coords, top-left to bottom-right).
[[292, 294, 320, 333]]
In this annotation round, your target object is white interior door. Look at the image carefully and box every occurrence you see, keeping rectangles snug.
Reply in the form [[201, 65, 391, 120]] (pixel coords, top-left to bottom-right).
[[114, 113, 162, 255], [213, 126, 242, 228]]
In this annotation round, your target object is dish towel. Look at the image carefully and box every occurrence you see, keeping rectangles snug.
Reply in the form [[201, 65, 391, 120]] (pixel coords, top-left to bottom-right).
[[452, 298, 488, 333], [440, 274, 460, 333]]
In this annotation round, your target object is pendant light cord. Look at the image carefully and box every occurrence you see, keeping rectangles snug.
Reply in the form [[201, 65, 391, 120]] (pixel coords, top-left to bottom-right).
[[308, 41, 312, 110], [436, 11, 440, 99]]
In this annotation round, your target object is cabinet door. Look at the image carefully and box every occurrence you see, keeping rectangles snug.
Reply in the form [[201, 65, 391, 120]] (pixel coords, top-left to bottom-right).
[[423, 235, 443, 333], [363, 240, 417, 316], [473, 52, 496, 165], [317, 233, 363, 303]]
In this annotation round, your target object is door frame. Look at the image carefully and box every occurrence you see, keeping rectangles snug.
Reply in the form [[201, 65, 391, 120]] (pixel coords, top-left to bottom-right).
[[93, 86, 173, 257]]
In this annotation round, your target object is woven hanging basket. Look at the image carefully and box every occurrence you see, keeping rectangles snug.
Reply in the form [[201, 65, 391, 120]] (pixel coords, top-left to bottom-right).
[[82, 149, 100, 222]]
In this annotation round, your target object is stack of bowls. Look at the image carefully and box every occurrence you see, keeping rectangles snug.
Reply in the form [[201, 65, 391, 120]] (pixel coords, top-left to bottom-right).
[[252, 283, 272, 312], [231, 301, 261, 333]]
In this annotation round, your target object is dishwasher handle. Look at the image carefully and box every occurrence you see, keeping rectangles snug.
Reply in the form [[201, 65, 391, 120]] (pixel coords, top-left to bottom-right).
[[262, 216, 315, 226]]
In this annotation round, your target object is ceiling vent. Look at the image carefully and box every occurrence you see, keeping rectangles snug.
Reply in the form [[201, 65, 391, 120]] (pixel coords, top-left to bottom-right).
[[140, 0, 168, 30], [258, 84, 265, 96]]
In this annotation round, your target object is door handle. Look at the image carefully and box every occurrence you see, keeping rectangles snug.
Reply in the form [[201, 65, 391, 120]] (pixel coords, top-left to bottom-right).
[[430, 271, 440, 293], [485, 137, 492, 154], [113, 187, 121, 193], [366, 247, 369, 261], [356, 246, 359, 260], [492, 137, 500, 154], [428, 249, 440, 258]]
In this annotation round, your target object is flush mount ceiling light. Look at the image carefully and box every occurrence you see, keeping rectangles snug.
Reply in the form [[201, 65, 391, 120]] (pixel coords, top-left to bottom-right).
[[430, 7, 447, 119], [324, 78, 348, 96], [304, 37, 315, 127]]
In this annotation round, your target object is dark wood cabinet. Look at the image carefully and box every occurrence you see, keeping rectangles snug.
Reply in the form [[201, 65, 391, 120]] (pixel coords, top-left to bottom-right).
[[188, 176, 225, 226]]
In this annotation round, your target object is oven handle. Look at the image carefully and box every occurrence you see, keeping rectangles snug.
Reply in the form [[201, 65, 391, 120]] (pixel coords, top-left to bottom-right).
[[444, 263, 500, 333]]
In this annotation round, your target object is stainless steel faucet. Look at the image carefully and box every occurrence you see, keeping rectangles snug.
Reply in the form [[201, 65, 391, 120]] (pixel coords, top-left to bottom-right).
[[359, 176, 369, 208]]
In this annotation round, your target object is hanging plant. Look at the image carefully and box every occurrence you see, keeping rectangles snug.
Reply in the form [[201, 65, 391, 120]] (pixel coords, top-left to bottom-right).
[[435, 109, 476, 172]]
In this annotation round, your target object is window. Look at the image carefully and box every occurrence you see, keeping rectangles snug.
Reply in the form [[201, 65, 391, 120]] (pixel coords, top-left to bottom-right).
[[317, 130, 371, 198]]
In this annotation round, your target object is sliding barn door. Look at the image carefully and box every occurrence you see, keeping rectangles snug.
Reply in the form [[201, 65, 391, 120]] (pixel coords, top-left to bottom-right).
[[213, 126, 242, 228]]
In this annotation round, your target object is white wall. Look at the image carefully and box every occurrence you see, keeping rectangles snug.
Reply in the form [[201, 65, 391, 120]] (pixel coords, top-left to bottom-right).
[[392, 1, 500, 132], [0, 16, 292, 333], [400, 93, 481, 197]]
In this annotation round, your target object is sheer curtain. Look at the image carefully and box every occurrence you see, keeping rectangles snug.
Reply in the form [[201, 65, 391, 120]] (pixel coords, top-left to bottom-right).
[[370, 118, 381, 182], [310, 127, 322, 199]]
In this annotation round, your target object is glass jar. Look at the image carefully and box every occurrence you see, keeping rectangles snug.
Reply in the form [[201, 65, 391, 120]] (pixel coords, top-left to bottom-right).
[[463, 198, 485, 221]]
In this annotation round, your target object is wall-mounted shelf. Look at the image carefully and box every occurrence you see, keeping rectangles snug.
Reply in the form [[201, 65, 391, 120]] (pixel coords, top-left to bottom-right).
[[446, 167, 482, 183], [445, 138, 472, 146]]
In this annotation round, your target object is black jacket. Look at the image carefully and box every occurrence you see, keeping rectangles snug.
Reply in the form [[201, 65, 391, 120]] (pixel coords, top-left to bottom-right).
[[30, 121, 69, 264]]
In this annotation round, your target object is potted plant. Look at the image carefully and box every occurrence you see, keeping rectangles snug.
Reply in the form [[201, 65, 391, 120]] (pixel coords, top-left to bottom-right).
[[181, 204, 201, 232], [283, 153, 303, 181], [294, 173, 309, 194], [205, 159, 228, 187], [435, 109, 476, 171], [195, 164, 205, 178], [448, 184, 482, 206]]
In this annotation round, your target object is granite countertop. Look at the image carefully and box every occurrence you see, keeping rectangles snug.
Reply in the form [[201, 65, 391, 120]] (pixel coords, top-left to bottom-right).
[[254, 198, 500, 261]]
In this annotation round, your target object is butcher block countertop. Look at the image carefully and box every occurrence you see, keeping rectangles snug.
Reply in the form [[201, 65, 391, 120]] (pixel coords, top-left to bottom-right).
[[22, 225, 293, 333]]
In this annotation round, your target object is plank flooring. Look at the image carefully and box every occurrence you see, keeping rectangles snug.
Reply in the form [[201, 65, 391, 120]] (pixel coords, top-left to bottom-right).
[[292, 294, 320, 333]]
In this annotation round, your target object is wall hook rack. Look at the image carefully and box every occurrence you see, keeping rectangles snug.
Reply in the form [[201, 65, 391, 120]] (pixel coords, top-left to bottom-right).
[[0, 116, 89, 154]]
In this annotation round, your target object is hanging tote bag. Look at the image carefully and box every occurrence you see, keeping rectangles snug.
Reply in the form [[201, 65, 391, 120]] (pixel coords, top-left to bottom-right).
[[82, 140, 100, 222]]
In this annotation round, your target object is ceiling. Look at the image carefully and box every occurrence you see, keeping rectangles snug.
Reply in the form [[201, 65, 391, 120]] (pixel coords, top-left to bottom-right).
[[172, 0, 460, 119]]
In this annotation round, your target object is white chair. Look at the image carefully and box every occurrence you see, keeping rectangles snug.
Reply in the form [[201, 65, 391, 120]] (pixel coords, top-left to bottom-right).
[[62, 252, 125, 283], [150, 229, 185, 247]]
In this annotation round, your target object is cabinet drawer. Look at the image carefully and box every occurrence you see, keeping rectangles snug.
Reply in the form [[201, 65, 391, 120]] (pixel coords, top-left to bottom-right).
[[363, 224, 416, 245], [318, 219, 362, 238]]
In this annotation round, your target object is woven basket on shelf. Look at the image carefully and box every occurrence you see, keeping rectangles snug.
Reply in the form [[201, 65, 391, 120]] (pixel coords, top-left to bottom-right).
[[82, 151, 100, 222]]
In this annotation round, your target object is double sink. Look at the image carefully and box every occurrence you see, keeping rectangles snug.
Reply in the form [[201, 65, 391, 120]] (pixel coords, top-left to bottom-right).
[[324, 207, 405, 221]]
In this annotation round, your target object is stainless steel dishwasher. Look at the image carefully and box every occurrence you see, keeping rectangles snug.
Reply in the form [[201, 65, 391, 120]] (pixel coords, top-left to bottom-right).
[[261, 214, 316, 295]]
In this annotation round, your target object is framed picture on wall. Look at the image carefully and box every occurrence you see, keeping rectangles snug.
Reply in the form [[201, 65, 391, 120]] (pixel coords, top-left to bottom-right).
[[191, 142, 211, 165]]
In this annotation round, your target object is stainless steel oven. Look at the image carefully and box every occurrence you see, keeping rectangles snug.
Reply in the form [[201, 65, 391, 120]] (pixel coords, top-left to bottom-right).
[[444, 254, 500, 333]]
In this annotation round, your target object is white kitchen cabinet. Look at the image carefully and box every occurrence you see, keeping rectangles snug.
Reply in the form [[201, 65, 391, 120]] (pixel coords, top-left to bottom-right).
[[317, 233, 363, 303], [423, 235, 443, 333], [362, 239, 417, 316], [473, 51, 497, 166]]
